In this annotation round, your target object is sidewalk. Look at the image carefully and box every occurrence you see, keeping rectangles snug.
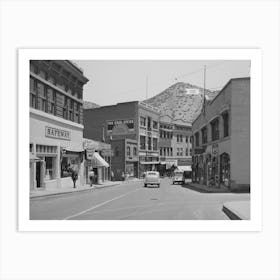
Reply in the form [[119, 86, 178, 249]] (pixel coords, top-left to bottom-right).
[[30, 180, 123, 199], [183, 182, 231, 193], [222, 201, 250, 220]]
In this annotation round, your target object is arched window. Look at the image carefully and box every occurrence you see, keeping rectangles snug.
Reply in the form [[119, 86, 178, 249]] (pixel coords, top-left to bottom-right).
[[127, 146, 131, 156], [133, 147, 137, 156]]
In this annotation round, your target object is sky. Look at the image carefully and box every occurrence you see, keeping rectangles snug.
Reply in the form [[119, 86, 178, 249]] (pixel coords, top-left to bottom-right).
[[74, 60, 250, 106]]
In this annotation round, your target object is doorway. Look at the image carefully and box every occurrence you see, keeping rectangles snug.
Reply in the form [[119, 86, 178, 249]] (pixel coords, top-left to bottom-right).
[[36, 162, 41, 188]]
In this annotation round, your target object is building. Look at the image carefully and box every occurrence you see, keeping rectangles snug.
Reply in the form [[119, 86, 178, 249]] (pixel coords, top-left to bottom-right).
[[83, 138, 112, 184], [191, 77, 250, 191], [158, 116, 192, 175], [29, 60, 89, 190], [83, 101, 160, 178]]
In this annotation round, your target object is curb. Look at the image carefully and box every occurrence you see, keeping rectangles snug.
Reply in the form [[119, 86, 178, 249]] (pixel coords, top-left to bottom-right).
[[30, 183, 121, 199], [222, 205, 242, 220]]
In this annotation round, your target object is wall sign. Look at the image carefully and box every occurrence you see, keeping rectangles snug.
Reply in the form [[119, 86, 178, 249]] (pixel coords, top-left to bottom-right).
[[45, 126, 71, 140], [107, 119, 134, 132]]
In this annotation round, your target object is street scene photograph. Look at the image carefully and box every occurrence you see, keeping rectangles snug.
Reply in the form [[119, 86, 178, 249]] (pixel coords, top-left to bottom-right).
[[29, 58, 251, 220]]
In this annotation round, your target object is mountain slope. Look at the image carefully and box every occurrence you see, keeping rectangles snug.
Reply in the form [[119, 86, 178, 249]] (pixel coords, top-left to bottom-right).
[[83, 100, 100, 109], [144, 82, 218, 125]]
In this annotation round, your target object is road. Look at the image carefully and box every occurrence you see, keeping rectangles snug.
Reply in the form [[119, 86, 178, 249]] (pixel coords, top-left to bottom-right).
[[30, 178, 250, 220]]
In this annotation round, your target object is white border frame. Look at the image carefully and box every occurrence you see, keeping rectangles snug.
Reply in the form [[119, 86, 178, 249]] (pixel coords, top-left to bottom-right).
[[18, 48, 262, 232]]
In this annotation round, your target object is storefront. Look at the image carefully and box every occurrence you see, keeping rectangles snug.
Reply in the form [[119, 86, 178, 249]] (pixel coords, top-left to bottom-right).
[[83, 138, 111, 184], [30, 109, 84, 190]]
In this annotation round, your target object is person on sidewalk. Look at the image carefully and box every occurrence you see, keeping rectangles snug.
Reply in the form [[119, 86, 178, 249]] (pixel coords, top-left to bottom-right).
[[71, 169, 78, 188], [89, 169, 95, 187]]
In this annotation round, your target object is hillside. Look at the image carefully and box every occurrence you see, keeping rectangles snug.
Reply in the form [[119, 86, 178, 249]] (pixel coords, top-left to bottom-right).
[[83, 101, 100, 109], [144, 82, 218, 125]]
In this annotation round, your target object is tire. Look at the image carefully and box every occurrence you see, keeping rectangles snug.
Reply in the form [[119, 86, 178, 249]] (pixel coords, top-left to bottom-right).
[[144, 184, 147, 188], [158, 184, 160, 188]]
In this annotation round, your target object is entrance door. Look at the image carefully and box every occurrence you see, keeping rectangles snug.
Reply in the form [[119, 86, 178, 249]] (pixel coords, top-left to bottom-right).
[[36, 162, 41, 188]]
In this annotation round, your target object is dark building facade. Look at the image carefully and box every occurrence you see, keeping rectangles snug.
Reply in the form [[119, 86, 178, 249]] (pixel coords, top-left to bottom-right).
[[84, 101, 160, 178], [191, 77, 250, 191]]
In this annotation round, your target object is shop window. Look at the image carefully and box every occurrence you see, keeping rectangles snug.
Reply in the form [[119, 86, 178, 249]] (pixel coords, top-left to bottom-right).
[[211, 118, 220, 141], [222, 111, 229, 138], [45, 156, 55, 180]]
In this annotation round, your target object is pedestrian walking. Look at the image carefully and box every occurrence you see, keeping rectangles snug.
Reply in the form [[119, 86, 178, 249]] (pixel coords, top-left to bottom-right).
[[111, 170, 114, 181], [71, 169, 78, 188], [89, 169, 95, 187]]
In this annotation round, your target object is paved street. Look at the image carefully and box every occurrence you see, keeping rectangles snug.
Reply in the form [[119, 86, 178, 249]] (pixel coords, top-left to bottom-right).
[[30, 178, 250, 220]]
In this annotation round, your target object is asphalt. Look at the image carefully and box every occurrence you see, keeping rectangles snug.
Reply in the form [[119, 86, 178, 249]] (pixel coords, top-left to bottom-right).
[[30, 178, 250, 220]]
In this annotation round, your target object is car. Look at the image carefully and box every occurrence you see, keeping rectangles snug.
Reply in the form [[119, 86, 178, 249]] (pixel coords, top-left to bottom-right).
[[144, 171, 160, 188], [172, 171, 184, 184]]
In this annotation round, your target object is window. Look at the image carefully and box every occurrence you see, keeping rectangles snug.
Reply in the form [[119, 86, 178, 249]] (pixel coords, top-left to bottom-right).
[[195, 132, 200, 147], [222, 111, 229, 138], [127, 146, 131, 156], [148, 137, 152, 150], [186, 136, 189, 143], [140, 135, 146, 150], [211, 118, 220, 141], [140, 116, 146, 127], [147, 117, 151, 130], [63, 97, 68, 119], [115, 147, 119, 157], [153, 121, 158, 129], [45, 156, 55, 180], [133, 147, 137, 156], [152, 138, 157, 151], [170, 148, 173, 156], [201, 126, 208, 144], [160, 148, 162, 156]]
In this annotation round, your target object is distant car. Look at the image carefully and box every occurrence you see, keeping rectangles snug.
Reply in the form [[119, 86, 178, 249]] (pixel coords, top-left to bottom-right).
[[144, 171, 160, 188], [172, 171, 184, 184]]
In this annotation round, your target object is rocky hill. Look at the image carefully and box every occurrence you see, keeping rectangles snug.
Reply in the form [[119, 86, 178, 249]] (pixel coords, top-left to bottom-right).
[[144, 82, 218, 126], [83, 101, 100, 109]]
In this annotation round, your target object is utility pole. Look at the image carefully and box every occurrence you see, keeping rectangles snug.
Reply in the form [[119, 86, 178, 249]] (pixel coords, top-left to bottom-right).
[[146, 75, 148, 99], [203, 65, 206, 116]]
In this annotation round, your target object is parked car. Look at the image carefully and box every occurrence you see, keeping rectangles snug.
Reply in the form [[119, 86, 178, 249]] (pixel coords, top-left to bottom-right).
[[144, 171, 160, 188], [172, 171, 184, 184]]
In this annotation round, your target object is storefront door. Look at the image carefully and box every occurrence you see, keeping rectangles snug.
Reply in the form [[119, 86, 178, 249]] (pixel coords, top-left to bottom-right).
[[36, 162, 41, 188]]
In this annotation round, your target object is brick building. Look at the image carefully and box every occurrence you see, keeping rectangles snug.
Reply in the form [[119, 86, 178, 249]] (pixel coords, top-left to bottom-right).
[[158, 116, 192, 174], [84, 101, 160, 178], [191, 77, 250, 191], [29, 60, 88, 190]]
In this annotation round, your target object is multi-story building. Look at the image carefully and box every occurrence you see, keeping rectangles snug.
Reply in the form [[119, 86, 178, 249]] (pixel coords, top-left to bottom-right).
[[83, 101, 160, 178], [29, 60, 89, 190], [191, 77, 250, 191], [158, 117, 192, 174]]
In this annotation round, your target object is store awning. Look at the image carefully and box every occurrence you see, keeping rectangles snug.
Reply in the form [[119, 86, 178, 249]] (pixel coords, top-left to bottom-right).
[[65, 147, 84, 153], [30, 153, 42, 162], [92, 152, 109, 167], [140, 161, 160, 165], [177, 166, 192, 172]]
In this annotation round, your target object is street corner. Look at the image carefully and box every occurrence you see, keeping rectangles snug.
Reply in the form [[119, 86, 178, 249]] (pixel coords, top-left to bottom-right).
[[222, 200, 250, 220]]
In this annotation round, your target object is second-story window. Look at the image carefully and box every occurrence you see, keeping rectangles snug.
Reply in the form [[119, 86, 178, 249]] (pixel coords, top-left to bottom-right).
[[201, 126, 208, 144], [152, 138, 157, 151], [153, 121, 158, 130], [222, 111, 229, 138], [211, 118, 220, 141], [133, 147, 137, 156], [147, 117, 151, 130], [148, 137, 152, 150], [127, 146, 131, 156], [195, 132, 200, 147], [140, 135, 146, 150], [140, 116, 146, 127]]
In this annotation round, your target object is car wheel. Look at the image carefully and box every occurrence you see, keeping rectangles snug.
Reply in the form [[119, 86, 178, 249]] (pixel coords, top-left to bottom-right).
[[158, 184, 160, 188], [144, 184, 147, 188]]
